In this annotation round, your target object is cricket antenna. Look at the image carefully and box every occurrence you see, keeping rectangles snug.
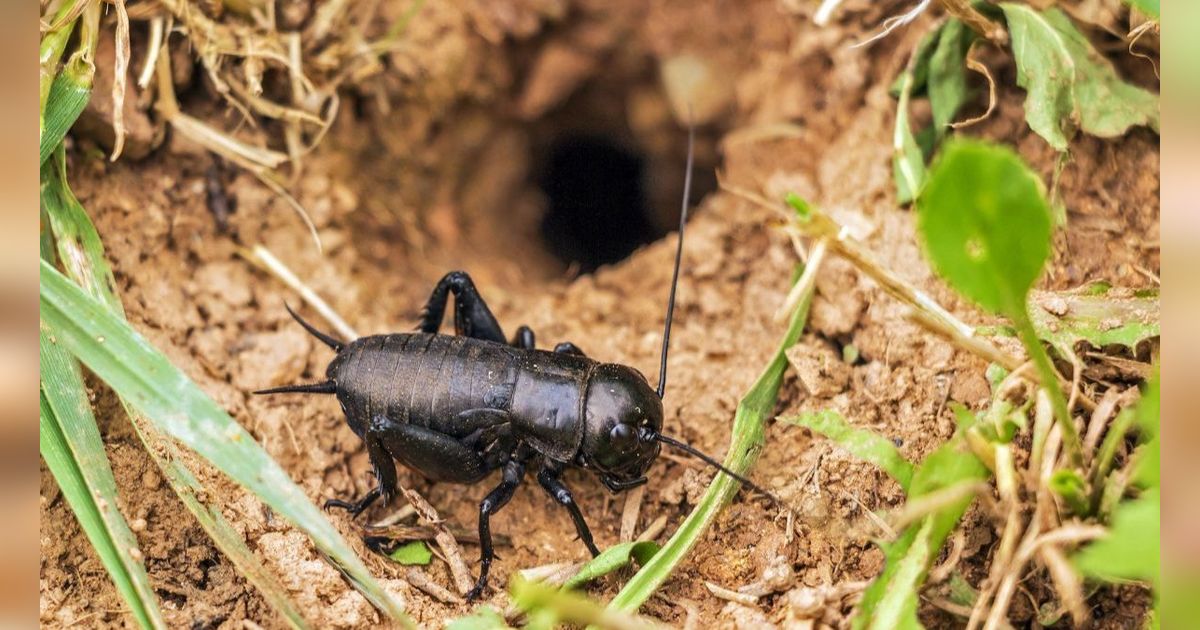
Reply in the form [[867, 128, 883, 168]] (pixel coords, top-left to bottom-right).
[[656, 118, 695, 399], [652, 432, 784, 507]]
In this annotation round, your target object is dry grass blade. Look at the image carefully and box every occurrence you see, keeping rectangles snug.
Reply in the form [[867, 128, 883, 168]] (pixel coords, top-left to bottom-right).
[[239, 244, 358, 339], [109, 0, 130, 161], [951, 41, 998, 130], [889, 481, 989, 533], [153, 39, 323, 252]]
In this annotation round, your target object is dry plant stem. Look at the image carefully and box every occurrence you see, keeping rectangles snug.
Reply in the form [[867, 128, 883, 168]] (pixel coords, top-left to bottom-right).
[[938, 0, 1008, 45], [620, 485, 646, 542], [109, 0, 130, 161], [404, 567, 462, 604], [905, 309, 1020, 371], [399, 486, 473, 595], [636, 515, 669, 542], [775, 238, 829, 322], [1082, 389, 1122, 463], [1038, 543, 1087, 626], [239, 245, 358, 340], [1027, 391, 1053, 492], [154, 39, 323, 251], [1127, 21, 1159, 79], [889, 480, 989, 532], [137, 17, 164, 88], [984, 524, 1105, 630], [705, 582, 758, 605], [852, 0, 932, 49], [951, 41, 998, 130]]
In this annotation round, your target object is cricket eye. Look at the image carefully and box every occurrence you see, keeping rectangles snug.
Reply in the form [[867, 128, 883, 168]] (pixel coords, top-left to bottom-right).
[[609, 423, 636, 451]]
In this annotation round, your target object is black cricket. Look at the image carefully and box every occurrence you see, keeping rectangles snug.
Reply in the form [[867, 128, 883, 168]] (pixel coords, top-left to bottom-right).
[[255, 127, 774, 601]]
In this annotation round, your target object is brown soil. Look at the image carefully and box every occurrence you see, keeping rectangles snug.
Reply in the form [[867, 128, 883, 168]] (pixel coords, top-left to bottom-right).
[[39, 0, 1159, 628]]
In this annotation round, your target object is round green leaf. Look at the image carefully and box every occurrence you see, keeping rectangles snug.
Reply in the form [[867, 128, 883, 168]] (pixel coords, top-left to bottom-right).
[[917, 140, 1052, 317]]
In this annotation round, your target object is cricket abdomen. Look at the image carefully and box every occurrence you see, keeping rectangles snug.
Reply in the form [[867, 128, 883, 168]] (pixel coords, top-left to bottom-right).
[[328, 333, 522, 437]]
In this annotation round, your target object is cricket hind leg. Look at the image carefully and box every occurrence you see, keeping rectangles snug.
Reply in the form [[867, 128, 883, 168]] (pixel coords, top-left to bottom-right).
[[416, 271, 506, 343], [324, 428, 398, 517]]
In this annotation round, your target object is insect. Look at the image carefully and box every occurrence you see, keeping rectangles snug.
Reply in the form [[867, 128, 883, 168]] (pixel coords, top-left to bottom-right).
[[255, 126, 775, 600]]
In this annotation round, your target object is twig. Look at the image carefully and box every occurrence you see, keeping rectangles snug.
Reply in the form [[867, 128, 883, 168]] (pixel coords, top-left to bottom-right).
[[636, 515, 669, 543], [621, 485, 646, 542], [239, 244, 358, 340], [399, 486, 473, 595], [704, 582, 759, 605], [404, 567, 462, 604]]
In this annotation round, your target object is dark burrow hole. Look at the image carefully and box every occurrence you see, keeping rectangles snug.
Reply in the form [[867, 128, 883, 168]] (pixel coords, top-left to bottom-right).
[[537, 135, 660, 273]]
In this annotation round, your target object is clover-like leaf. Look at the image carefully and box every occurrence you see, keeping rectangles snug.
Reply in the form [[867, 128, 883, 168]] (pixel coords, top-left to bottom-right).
[[917, 139, 1052, 318]]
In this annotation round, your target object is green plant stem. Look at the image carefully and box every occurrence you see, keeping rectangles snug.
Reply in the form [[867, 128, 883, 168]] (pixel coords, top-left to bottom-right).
[[1013, 308, 1082, 468], [39, 4, 80, 126], [606, 267, 815, 614], [1089, 409, 1137, 510]]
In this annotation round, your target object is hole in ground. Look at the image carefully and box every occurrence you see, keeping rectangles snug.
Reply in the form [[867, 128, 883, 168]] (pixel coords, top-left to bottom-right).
[[538, 134, 660, 273]]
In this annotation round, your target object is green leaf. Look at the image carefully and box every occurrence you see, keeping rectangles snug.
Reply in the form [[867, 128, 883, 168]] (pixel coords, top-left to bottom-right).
[[1029, 289, 1159, 352], [515, 578, 660, 630], [893, 68, 927, 204], [445, 607, 512, 630], [563, 541, 660, 591], [917, 139, 1051, 317], [1122, 0, 1159, 20], [39, 261, 410, 626], [41, 59, 93, 165], [853, 435, 989, 629], [785, 410, 914, 492], [1049, 469, 1090, 515], [607, 263, 815, 614], [41, 147, 310, 629], [1000, 4, 1159, 151], [1075, 490, 1160, 590], [41, 334, 165, 630], [785, 192, 814, 223], [928, 19, 974, 135], [1134, 369, 1160, 489], [890, 27, 940, 97], [388, 541, 433, 566]]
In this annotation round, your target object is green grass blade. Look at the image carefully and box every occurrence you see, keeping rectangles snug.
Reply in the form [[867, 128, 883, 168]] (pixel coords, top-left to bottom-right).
[[41, 147, 310, 629], [784, 410, 914, 492], [563, 541, 660, 591], [607, 272, 813, 613], [40, 60, 93, 166], [852, 435, 988, 629], [40, 333, 165, 630], [40, 260, 410, 626]]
